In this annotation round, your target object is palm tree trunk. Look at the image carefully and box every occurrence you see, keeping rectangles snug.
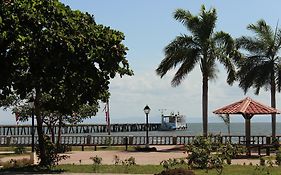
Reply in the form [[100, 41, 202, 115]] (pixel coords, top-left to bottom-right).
[[202, 75, 208, 137], [271, 73, 276, 139]]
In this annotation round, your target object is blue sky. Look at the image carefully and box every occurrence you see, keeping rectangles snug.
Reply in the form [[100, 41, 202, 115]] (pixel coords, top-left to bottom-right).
[[2, 0, 281, 124]]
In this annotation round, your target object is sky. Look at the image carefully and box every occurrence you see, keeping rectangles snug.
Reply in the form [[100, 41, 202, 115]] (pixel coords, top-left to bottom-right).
[[2, 0, 281, 124]]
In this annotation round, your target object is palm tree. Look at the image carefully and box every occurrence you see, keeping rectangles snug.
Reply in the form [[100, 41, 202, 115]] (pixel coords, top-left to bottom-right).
[[218, 114, 231, 136], [156, 5, 236, 136], [236, 19, 281, 138]]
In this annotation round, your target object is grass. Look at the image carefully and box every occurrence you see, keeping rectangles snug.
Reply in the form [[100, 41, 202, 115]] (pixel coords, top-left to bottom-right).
[[52, 164, 281, 174], [0, 163, 281, 174]]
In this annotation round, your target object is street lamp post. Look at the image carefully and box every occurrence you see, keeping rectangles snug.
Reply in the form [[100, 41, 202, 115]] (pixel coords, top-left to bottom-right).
[[143, 105, 150, 147], [28, 97, 35, 163]]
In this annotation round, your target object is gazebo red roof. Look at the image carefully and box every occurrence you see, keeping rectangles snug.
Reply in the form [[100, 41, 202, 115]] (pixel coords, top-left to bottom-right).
[[213, 97, 280, 115]]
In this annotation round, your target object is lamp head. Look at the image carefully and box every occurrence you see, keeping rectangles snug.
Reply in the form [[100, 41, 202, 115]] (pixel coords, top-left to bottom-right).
[[143, 105, 151, 115]]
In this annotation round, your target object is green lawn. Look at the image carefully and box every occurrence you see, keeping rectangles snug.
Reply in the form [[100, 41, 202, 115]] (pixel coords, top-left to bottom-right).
[[54, 164, 281, 174]]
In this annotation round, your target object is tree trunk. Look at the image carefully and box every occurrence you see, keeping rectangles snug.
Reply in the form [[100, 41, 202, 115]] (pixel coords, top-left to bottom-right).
[[57, 116, 63, 146], [34, 92, 47, 166], [271, 73, 276, 139], [35, 108, 47, 166], [202, 75, 208, 137]]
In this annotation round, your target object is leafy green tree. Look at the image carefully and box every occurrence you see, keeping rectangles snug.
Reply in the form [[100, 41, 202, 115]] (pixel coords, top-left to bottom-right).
[[156, 5, 237, 136], [236, 19, 281, 138], [0, 0, 132, 166]]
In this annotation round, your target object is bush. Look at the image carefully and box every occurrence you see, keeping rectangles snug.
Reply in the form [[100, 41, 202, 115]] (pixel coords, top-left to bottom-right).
[[122, 156, 136, 166], [56, 144, 72, 153], [14, 146, 26, 154], [276, 149, 281, 166], [1, 158, 32, 168], [260, 156, 265, 166], [155, 168, 195, 175], [89, 155, 102, 165], [90, 155, 102, 172], [160, 158, 187, 170], [36, 135, 69, 168]]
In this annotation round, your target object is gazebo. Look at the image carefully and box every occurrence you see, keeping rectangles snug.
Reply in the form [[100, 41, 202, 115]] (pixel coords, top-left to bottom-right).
[[213, 97, 280, 148]]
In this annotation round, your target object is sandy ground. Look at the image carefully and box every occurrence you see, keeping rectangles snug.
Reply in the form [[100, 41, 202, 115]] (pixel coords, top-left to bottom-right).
[[0, 145, 261, 166]]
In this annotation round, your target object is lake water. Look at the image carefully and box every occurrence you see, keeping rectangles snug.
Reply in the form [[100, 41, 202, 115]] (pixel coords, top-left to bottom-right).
[[94, 123, 281, 136]]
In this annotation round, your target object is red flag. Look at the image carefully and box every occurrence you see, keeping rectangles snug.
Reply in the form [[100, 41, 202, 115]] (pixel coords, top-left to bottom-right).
[[103, 101, 111, 135], [15, 112, 19, 125]]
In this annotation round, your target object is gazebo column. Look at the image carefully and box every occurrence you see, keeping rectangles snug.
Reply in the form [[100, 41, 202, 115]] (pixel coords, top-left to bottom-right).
[[243, 114, 253, 155]]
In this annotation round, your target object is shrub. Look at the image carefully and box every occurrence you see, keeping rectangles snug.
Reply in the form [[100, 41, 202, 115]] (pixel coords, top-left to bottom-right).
[[90, 155, 102, 173], [122, 156, 136, 166], [56, 144, 72, 153], [36, 135, 69, 168], [259, 156, 265, 166], [276, 149, 281, 166], [113, 155, 121, 165], [160, 158, 187, 170], [14, 146, 26, 154], [1, 158, 32, 168], [155, 168, 195, 175], [90, 155, 102, 165]]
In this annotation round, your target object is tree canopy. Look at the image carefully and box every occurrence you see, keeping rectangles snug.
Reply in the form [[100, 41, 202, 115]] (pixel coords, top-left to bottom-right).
[[0, 0, 132, 166], [0, 0, 132, 113], [156, 5, 237, 136]]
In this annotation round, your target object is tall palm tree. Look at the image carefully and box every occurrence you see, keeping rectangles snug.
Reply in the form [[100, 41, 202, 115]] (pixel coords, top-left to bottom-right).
[[156, 5, 236, 136], [236, 19, 281, 138]]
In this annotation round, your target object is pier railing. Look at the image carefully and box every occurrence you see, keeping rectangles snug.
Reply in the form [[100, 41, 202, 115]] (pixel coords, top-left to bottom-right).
[[0, 135, 279, 147]]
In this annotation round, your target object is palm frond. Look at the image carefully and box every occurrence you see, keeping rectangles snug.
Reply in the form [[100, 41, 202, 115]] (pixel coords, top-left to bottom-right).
[[156, 35, 198, 78], [237, 58, 272, 94], [236, 36, 267, 55], [247, 19, 274, 46], [171, 49, 200, 87]]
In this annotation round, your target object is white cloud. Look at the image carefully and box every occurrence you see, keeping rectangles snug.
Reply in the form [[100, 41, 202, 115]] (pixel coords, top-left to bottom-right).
[[90, 66, 281, 125]]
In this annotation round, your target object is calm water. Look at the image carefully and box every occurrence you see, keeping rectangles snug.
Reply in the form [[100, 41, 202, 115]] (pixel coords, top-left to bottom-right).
[[93, 123, 281, 136]]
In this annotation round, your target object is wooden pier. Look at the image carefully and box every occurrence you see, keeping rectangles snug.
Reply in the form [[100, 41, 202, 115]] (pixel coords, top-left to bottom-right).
[[0, 123, 161, 135]]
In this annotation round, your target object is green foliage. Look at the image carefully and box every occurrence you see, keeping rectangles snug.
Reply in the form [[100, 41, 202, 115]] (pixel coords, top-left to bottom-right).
[[260, 156, 266, 166], [236, 19, 281, 95], [276, 149, 281, 166], [185, 136, 244, 174], [156, 5, 237, 136], [0, 0, 132, 166], [254, 165, 272, 175], [113, 155, 121, 165], [122, 156, 136, 166], [155, 168, 195, 175], [89, 155, 102, 172], [36, 135, 69, 168], [0, 158, 32, 169], [89, 155, 102, 165], [56, 144, 71, 153], [14, 146, 26, 154], [54, 164, 281, 174], [160, 158, 187, 170]]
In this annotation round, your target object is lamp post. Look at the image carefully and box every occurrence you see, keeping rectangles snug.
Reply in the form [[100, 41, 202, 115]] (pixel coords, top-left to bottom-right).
[[143, 105, 150, 147], [28, 97, 35, 163]]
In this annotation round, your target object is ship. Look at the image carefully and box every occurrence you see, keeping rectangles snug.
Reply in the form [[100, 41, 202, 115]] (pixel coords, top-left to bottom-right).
[[160, 112, 187, 131]]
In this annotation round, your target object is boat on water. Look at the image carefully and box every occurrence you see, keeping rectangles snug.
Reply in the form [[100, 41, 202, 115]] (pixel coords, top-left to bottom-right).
[[160, 112, 187, 131]]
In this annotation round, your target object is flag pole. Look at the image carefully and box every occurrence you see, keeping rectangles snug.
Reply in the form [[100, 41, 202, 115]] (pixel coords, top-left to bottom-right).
[[106, 100, 111, 135]]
